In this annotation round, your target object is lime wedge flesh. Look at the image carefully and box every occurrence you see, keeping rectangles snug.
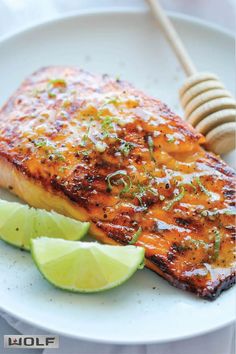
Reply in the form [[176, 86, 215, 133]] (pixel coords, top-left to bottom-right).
[[31, 238, 145, 292], [0, 199, 90, 250]]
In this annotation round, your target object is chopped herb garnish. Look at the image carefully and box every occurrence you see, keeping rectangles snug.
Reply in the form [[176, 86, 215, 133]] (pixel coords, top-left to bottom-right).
[[48, 91, 56, 98], [135, 195, 146, 208], [104, 97, 121, 105], [119, 139, 135, 156], [213, 228, 221, 260], [129, 227, 142, 245], [101, 116, 113, 136], [80, 124, 91, 147], [134, 184, 146, 207], [149, 187, 159, 196], [163, 186, 185, 211], [147, 136, 156, 162], [133, 183, 158, 208], [195, 177, 212, 198], [47, 79, 67, 99], [49, 152, 65, 162], [101, 116, 119, 137], [49, 79, 67, 87], [33, 139, 51, 148], [118, 177, 132, 195], [106, 170, 131, 193], [186, 237, 209, 249], [81, 150, 90, 156], [55, 153, 66, 161]]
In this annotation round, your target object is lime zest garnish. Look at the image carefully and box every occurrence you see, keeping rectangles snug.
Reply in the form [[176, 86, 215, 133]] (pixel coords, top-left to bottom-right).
[[33, 138, 52, 148], [213, 228, 221, 260], [100, 116, 119, 138], [47, 79, 67, 99], [80, 149, 91, 156], [129, 227, 142, 245], [163, 186, 185, 211], [185, 236, 209, 249], [119, 177, 132, 195], [48, 79, 67, 87], [80, 118, 94, 147], [106, 170, 132, 193], [101, 116, 115, 137], [103, 97, 121, 106], [195, 177, 212, 198], [48, 91, 56, 98], [133, 184, 147, 209], [133, 183, 158, 209], [119, 139, 136, 156]]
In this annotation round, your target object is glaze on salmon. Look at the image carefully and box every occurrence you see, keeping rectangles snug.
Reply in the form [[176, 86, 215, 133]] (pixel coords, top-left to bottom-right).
[[0, 67, 235, 299]]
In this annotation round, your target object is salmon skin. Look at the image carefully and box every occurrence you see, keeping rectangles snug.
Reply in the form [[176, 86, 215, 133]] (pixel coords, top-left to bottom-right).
[[0, 66, 235, 300]]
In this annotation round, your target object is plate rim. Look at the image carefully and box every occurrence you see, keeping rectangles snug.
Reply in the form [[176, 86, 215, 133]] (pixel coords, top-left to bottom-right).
[[0, 6, 234, 44], [0, 7, 235, 345]]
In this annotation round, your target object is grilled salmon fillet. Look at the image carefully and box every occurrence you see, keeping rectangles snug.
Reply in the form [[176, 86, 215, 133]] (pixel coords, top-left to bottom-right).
[[0, 67, 235, 299]]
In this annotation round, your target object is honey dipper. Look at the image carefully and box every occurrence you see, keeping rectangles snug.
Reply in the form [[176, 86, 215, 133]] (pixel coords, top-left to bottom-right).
[[147, 0, 236, 155]]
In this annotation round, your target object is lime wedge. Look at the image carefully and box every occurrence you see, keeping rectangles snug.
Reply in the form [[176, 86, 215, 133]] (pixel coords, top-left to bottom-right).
[[0, 199, 90, 250], [31, 238, 145, 292]]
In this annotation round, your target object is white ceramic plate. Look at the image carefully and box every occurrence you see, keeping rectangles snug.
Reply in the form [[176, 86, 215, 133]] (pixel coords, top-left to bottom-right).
[[0, 8, 235, 344]]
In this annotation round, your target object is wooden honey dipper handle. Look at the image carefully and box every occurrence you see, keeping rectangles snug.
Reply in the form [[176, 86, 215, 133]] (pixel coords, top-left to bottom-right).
[[146, 0, 196, 77], [146, 0, 236, 155]]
